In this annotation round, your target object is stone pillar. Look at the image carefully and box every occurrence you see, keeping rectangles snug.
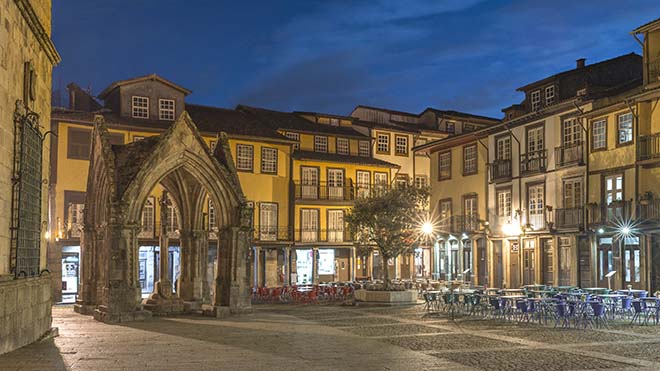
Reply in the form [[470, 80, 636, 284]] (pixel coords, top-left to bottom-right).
[[350, 247, 356, 281], [312, 247, 319, 284], [212, 218, 253, 317], [74, 224, 96, 315], [155, 192, 172, 298], [178, 229, 206, 304], [200, 235, 211, 304], [254, 247, 262, 287], [284, 247, 291, 286]]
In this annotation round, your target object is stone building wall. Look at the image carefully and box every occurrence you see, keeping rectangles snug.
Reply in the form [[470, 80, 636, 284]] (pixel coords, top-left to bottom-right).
[[0, 276, 52, 354], [0, 0, 59, 354]]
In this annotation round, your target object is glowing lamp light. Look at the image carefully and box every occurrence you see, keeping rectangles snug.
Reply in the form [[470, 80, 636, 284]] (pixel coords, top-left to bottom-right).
[[502, 220, 522, 237], [597, 228, 605, 234], [421, 221, 434, 235], [44, 231, 51, 240], [620, 226, 631, 236]]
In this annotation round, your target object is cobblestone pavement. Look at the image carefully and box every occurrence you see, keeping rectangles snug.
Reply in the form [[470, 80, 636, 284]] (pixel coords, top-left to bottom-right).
[[1, 303, 660, 370]]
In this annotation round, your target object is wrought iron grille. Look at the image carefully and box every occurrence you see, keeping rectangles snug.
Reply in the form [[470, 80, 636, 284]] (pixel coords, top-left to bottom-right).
[[10, 100, 44, 278]]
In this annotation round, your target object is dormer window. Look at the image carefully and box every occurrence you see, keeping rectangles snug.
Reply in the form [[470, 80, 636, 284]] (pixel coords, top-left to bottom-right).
[[159, 99, 175, 120], [545, 85, 555, 105], [446, 121, 455, 133], [132, 96, 149, 119], [329, 118, 339, 126], [531, 90, 541, 111]]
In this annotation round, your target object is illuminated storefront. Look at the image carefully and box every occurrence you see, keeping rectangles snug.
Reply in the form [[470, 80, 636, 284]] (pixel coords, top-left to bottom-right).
[[138, 245, 181, 298]]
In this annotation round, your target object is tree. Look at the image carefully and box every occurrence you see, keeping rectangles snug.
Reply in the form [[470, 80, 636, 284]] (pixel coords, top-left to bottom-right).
[[346, 184, 429, 289]]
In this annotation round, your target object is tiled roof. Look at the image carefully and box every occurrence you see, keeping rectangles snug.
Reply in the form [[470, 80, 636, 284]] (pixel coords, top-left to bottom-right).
[[292, 150, 399, 168], [238, 105, 368, 138], [98, 73, 191, 99], [352, 104, 418, 117], [186, 104, 288, 140]]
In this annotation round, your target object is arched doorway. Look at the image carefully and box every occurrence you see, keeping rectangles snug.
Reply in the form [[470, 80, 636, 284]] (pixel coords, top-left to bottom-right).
[[74, 113, 253, 323]]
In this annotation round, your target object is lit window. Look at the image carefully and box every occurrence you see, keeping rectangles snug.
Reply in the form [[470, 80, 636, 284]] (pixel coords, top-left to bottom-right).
[[358, 140, 370, 157], [497, 189, 511, 217], [158, 99, 175, 120], [208, 199, 216, 230], [336, 137, 349, 155], [329, 118, 339, 126], [377, 133, 389, 153], [592, 119, 606, 150], [618, 113, 633, 144], [132, 96, 149, 119], [438, 151, 451, 180], [545, 86, 555, 105], [133, 136, 145, 142], [261, 147, 277, 174], [395, 135, 408, 155], [285, 132, 300, 150], [314, 136, 328, 152], [605, 174, 623, 204], [414, 175, 427, 189], [530, 90, 541, 111], [236, 144, 253, 171], [209, 140, 217, 152], [496, 136, 511, 160], [446, 122, 455, 134], [463, 144, 477, 175]]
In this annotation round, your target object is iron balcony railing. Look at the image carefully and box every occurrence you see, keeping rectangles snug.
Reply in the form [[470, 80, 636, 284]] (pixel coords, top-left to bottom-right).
[[437, 214, 480, 234], [587, 201, 633, 225], [554, 207, 584, 229], [637, 198, 660, 221], [294, 182, 390, 201], [555, 142, 584, 167], [520, 149, 547, 175], [252, 226, 293, 241], [489, 159, 512, 181], [637, 133, 660, 162], [295, 228, 354, 243], [526, 212, 546, 231]]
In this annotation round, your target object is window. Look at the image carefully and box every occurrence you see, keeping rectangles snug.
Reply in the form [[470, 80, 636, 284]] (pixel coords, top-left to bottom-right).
[[208, 199, 216, 230], [414, 175, 427, 189], [259, 203, 278, 241], [527, 126, 544, 153], [395, 174, 408, 188], [336, 137, 349, 155], [617, 113, 633, 144], [327, 210, 344, 242], [374, 172, 388, 195], [376, 133, 389, 154], [261, 147, 277, 174], [530, 90, 541, 111], [314, 136, 328, 152], [158, 99, 175, 120], [592, 118, 607, 150], [356, 171, 371, 198], [236, 144, 253, 171], [439, 199, 452, 226], [301, 209, 319, 242], [329, 118, 339, 126], [327, 169, 345, 200], [464, 124, 476, 132], [463, 144, 477, 175], [562, 118, 581, 146], [604, 174, 623, 205], [209, 140, 217, 152], [496, 135, 511, 160], [132, 96, 149, 119], [301, 167, 319, 199], [395, 135, 408, 155], [67, 127, 91, 160], [133, 136, 145, 142], [545, 85, 555, 105], [446, 122, 455, 134], [438, 151, 451, 180], [527, 183, 545, 230], [563, 178, 583, 208], [497, 189, 511, 217], [358, 140, 370, 157], [285, 132, 300, 150], [141, 198, 155, 236]]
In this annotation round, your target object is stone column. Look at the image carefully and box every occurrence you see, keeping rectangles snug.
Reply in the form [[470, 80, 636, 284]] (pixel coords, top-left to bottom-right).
[[155, 191, 172, 298], [254, 247, 262, 287], [74, 224, 96, 315], [312, 247, 319, 283], [284, 247, 291, 286], [350, 247, 356, 281], [212, 219, 253, 317], [178, 229, 206, 303], [200, 234, 211, 304]]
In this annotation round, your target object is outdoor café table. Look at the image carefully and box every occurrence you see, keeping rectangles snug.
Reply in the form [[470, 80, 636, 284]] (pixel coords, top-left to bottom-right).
[[620, 289, 648, 298], [529, 290, 554, 298], [499, 295, 526, 320], [501, 289, 525, 295], [597, 294, 627, 319], [556, 286, 577, 293], [522, 284, 546, 290], [583, 287, 609, 294]]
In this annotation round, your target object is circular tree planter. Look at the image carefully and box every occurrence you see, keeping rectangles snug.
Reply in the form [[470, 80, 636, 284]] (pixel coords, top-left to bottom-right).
[[354, 289, 418, 304]]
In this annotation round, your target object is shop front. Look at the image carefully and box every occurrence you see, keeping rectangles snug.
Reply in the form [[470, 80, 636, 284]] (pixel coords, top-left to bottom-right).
[[138, 245, 181, 298], [61, 245, 80, 304]]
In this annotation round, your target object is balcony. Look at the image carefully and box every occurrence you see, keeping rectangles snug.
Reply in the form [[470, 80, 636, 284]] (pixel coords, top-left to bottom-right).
[[637, 198, 660, 221], [294, 182, 355, 202], [254, 225, 293, 242], [437, 215, 480, 234], [555, 142, 584, 168], [554, 207, 584, 229], [520, 149, 547, 175], [637, 133, 660, 163], [295, 228, 353, 243], [489, 159, 512, 182], [587, 201, 633, 225], [526, 212, 545, 231]]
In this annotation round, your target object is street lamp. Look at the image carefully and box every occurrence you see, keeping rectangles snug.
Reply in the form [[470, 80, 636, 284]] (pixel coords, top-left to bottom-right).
[[421, 221, 434, 236]]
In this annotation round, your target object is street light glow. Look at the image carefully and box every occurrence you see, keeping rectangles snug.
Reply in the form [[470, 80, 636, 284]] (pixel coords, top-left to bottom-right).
[[502, 220, 522, 237], [421, 221, 434, 235]]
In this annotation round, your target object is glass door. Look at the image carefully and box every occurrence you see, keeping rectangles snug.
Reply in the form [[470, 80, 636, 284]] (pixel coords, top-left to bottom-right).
[[301, 209, 319, 242], [356, 171, 370, 198], [522, 239, 536, 285], [327, 210, 344, 242], [327, 169, 344, 200], [301, 167, 319, 199]]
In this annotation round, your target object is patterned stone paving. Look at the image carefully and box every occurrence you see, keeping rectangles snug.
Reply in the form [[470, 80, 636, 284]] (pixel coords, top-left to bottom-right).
[[1, 303, 659, 370]]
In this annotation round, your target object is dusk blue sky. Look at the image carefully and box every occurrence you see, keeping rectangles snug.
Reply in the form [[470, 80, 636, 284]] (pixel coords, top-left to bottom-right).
[[52, 0, 660, 118]]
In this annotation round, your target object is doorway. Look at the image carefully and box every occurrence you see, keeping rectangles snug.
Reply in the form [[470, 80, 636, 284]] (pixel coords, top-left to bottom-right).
[[541, 238, 554, 286]]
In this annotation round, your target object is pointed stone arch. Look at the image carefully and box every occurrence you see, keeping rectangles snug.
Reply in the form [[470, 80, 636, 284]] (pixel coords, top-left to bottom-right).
[[74, 113, 253, 323]]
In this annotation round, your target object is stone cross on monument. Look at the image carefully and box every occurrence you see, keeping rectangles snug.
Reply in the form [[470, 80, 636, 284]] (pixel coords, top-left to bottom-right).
[[155, 190, 173, 298]]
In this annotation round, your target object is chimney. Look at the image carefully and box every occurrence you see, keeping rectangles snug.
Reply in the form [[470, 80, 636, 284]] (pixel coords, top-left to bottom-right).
[[576, 58, 586, 69]]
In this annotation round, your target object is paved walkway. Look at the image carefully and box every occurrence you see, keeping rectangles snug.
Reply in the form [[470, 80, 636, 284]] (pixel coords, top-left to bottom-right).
[[1, 304, 659, 370]]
